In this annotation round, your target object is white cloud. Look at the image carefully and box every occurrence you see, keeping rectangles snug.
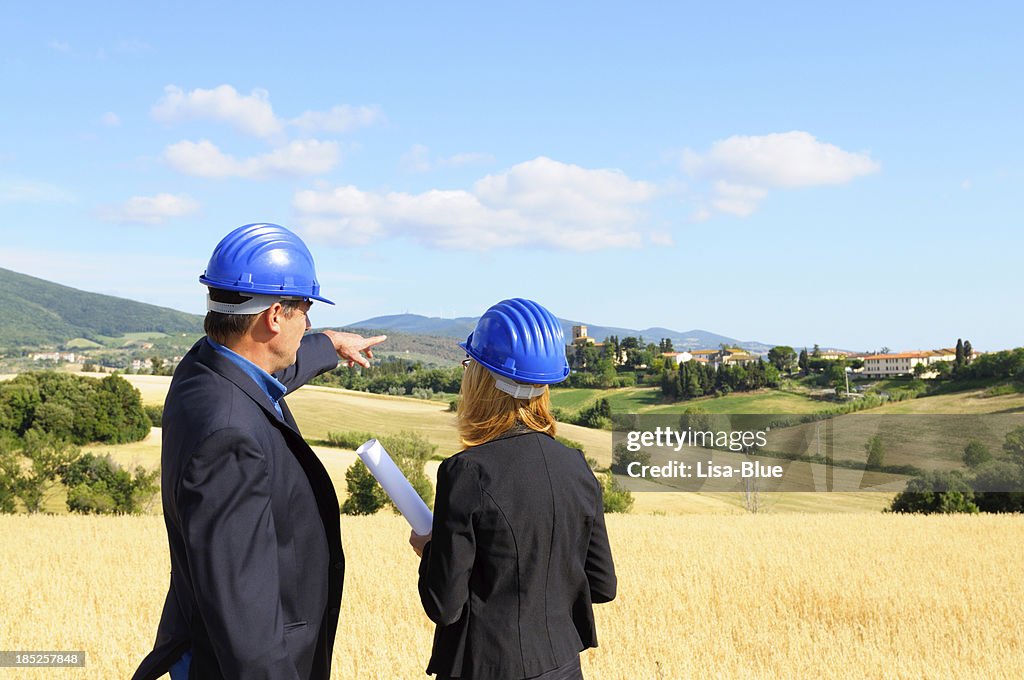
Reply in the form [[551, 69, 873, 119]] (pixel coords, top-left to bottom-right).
[[400, 144, 433, 173], [47, 40, 71, 53], [711, 181, 769, 217], [164, 139, 339, 179], [400, 144, 495, 173], [100, 193, 199, 225], [961, 178, 972, 190], [684, 131, 879, 188], [152, 85, 282, 137], [682, 131, 879, 218], [100, 111, 121, 127], [152, 84, 381, 139], [0, 179, 73, 204], [293, 156, 656, 251], [290, 104, 382, 133]]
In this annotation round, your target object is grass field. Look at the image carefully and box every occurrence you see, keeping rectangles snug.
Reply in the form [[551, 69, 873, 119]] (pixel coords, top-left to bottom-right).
[[5, 371, 1019, 515], [2, 513, 1022, 679], [551, 386, 826, 417], [97, 374, 1024, 515]]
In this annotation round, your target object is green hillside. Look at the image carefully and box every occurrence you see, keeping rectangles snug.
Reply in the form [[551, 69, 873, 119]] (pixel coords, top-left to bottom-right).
[[0, 267, 203, 348]]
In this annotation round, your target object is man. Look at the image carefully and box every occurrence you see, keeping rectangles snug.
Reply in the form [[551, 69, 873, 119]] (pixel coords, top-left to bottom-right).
[[133, 223, 385, 680]]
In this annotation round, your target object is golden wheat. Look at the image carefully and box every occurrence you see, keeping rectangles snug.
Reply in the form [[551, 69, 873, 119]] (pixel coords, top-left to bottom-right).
[[2, 513, 1023, 679]]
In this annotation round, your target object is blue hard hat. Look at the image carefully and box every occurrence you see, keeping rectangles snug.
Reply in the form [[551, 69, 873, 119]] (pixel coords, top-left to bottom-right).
[[459, 298, 570, 384], [199, 223, 334, 304]]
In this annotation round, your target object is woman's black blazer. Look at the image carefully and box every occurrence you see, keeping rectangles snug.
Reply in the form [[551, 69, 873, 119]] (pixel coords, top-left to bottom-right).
[[418, 431, 617, 679]]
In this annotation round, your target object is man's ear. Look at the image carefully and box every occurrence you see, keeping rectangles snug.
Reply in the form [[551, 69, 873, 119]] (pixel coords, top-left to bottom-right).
[[262, 302, 285, 335]]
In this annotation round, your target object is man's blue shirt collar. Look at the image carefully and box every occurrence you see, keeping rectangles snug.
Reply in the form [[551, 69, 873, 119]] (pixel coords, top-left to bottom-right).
[[206, 337, 287, 415]]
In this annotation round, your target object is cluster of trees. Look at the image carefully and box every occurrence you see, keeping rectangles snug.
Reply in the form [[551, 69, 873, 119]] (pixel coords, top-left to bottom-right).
[[564, 335, 672, 389], [890, 426, 1024, 513], [62, 453, 158, 514], [0, 432, 156, 515], [946, 346, 1023, 383], [0, 372, 150, 445], [661, 359, 781, 401], [553, 398, 613, 430], [0, 372, 154, 514], [312, 358, 462, 399]]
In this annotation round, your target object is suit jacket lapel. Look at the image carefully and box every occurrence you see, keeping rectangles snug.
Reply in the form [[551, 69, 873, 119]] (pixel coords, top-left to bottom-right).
[[196, 339, 301, 435]]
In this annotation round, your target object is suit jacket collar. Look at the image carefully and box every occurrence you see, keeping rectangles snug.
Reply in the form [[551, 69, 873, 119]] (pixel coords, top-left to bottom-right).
[[195, 338, 299, 434]]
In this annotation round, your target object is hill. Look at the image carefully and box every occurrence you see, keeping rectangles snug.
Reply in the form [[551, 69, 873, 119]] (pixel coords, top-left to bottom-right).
[[0, 267, 203, 349], [349, 313, 776, 352], [330, 326, 465, 365]]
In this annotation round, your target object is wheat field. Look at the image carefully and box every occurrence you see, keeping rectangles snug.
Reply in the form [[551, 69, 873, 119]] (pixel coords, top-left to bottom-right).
[[2, 513, 1023, 679]]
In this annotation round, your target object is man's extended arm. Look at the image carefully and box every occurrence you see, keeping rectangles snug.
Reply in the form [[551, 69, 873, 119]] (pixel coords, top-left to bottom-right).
[[276, 331, 387, 391]]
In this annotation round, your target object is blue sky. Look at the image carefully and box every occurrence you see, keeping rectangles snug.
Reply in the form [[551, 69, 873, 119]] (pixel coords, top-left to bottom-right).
[[1, 2, 1020, 351]]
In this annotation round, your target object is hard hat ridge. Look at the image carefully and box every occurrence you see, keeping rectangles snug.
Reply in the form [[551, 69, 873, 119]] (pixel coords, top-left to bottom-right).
[[459, 298, 570, 386], [200, 223, 334, 306]]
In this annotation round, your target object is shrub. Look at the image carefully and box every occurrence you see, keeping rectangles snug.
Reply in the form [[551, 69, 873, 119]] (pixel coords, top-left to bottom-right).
[[341, 431, 436, 516], [889, 471, 977, 514], [962, 440, 992, 469], [611, 442, 651, 475], [144, 404, 163, 428], [340, 459, 387, 515], [326, 430, 376, 450], [555, 436, 586, 453], [601, 473, 634, 513], [60, 453, 158, 514], [865, 435, 885, 469]]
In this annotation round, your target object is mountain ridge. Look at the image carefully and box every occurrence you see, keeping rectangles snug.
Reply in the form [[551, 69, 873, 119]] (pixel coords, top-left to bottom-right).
[[0, 266, 204, 348], [348, 313, 777, 353]]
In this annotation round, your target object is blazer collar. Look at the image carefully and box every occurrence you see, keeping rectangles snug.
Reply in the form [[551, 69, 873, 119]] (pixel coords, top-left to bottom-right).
[[196, 338, 298, 433]]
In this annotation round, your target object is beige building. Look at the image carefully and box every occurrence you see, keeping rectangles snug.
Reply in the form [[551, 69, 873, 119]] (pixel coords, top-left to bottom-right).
[[862, 349, 956, 378], [686, 348, 758, 369], [660, 351, 693, 366], [571, 325, 596, 346]]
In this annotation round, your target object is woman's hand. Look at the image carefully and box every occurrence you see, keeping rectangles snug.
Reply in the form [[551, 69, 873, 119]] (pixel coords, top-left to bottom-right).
[[409, 530, 432, 557]]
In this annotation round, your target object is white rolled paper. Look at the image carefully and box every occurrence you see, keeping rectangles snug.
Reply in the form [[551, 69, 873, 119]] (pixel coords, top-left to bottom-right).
[[355, 438, 434, 536]]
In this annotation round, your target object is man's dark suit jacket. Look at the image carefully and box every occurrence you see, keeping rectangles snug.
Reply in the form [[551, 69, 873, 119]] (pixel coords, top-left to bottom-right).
[[418, 431, 617, 680], [132, 334, 343, 680]]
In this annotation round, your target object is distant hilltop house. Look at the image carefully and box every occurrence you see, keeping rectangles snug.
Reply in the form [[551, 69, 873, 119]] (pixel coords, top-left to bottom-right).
[[571, 325, 598, 346], [567, 325, 627, 366], [861, 349, 957, 378], [30, 351, 76, 363]]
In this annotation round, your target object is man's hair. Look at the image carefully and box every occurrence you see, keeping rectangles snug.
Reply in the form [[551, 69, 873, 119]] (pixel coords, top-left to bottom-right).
[[204, 289, 304, 345], [456, 360, 556, 448]]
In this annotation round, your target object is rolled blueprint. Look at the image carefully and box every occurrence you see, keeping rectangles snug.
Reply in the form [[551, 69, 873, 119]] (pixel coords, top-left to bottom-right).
[[356, 438, 434, 535]]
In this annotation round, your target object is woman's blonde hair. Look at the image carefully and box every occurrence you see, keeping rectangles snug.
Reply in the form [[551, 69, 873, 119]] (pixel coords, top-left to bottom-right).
[[457, 360, 557, 448]]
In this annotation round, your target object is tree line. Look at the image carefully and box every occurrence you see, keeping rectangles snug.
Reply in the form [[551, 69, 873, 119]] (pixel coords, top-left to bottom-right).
[[661, 359, 781, 401], [311, 358, 463, 399], [889, 426, 1024, 514], [0, 372, 155, 514]]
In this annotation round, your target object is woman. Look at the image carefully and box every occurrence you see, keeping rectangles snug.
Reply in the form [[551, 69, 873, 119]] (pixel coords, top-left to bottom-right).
[[410, 298, 617, 680]]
